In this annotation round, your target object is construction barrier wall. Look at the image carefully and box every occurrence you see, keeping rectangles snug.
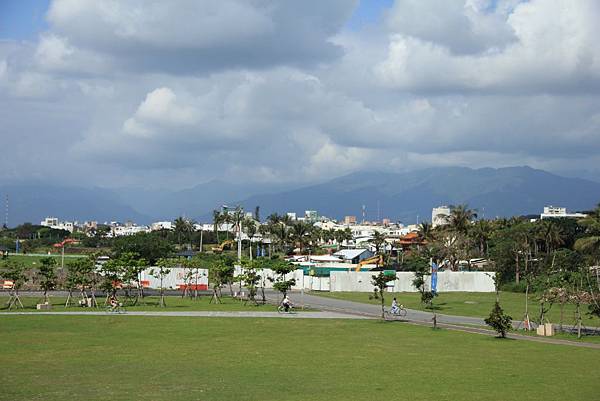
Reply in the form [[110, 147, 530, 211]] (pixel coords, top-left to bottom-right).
[[139, 268, 209, 290], [329, 271, 495, 292]]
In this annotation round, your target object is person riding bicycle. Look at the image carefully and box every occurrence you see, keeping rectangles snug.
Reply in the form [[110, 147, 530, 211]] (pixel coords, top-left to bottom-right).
[[391, 297, 400, 314], [109, 294, 120, 311], [282, 295, 293, 312]]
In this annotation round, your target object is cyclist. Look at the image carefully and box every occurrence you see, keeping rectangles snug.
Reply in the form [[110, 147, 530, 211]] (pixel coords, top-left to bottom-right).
[[108, 294, 120, 312], [281, 295, 293, 312], [391, 297, 399, 314]]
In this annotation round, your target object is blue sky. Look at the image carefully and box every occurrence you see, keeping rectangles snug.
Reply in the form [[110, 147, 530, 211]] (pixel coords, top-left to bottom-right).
[[0, 0, 49, 40]]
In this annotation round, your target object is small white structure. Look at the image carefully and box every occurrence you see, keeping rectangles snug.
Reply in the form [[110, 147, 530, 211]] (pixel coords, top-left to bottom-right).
[[540, 206, 587, 220], [432, 206, 451, 228], [333, 249, 374, 264], [151, 221, 173, 231]]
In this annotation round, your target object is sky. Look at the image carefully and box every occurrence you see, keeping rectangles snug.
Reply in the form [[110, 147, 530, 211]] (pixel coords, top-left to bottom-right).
[[1, 0, 599, 190]]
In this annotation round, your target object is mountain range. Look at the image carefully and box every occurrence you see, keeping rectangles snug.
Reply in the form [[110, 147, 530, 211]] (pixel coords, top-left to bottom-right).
[[1, 166, 599, 226]]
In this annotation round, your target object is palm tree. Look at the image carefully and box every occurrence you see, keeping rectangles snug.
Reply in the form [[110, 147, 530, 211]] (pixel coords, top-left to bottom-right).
[[418, 221, 434, 242], [469, 220, 492, 257], [446, 204, 477, 235], [244, 217, 258, 259], [539, 220, 564, 254], [212, 210, 223, 244], [574, 203, 600, 262], [267, 213, 292, 251], [173, 216, 194, 248], [370, 231, 387, 255], [290, 221, 312, 253]]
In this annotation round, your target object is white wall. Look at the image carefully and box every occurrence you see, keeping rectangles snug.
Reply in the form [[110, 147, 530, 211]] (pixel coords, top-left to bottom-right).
[[329, 271, 495, 292], [140, 267, 209, 289]]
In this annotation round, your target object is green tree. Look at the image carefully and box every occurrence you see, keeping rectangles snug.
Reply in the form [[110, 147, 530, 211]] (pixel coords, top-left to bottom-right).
[[153, 258, 175, 307], [112, 232, 173, 265], [371, 271, 395, 319], [173, 216, 195, 248], [240, 257, 261, 305], [269, 259, 296, 301], [65, 257, 97, 307], [38, 256, 57, 303], [370, 231, 387, 255], [485, 302, 512, 338], [411, 257, 435, 308], [207, 257, 231, 304], [212, 209, 223, 244], [1, 259, 26, 309]]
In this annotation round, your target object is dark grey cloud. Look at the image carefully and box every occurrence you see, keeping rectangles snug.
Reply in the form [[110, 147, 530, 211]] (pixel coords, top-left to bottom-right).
[[44, 0, 357, 74]]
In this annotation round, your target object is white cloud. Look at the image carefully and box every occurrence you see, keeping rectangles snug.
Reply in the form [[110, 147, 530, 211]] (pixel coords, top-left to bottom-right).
[[1, 0, 599, 190], [377, 0, 600, 93]]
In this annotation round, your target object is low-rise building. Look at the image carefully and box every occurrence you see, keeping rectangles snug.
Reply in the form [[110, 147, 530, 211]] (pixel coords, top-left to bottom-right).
[[540, 206, 587, 220], [432, 206, 451, 228]]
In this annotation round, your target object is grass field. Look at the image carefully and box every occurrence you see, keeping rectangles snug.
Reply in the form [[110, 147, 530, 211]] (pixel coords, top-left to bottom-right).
[[0, 316, 598, 401], [2, 253, 85, 268], [0, 295, 278, 312], [312, 291, 600, 326]]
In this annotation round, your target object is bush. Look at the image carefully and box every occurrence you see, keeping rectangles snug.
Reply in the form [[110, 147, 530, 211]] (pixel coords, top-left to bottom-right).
[[485, 302, 512, 338], [500, 281, 527, 293]]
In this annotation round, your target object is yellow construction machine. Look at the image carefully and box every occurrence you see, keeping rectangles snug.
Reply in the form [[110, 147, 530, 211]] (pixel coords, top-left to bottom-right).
[[211, 240, 235, 253], [355, 254, 384, 272]]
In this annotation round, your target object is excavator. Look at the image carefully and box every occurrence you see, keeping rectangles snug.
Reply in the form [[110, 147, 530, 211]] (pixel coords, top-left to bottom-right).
[[211, 240, 235, 253], [355, 254, 384, 272]]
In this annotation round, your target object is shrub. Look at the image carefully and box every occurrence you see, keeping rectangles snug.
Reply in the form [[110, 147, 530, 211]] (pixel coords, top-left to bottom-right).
[[500, 281, 527, 293], [485, 302, 512, 338]]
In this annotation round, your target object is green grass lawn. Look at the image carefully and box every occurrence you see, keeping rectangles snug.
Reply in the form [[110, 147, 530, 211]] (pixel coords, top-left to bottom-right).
[[312, 291, 600, 326], [0, 316, 598, 401], [2, 253, 85, 268], [0, 295, 278, 312]]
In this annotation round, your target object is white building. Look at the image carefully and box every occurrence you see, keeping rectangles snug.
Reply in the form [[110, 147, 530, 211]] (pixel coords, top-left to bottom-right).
[[40, 217, 75, 233], [540, 206, 587, 220], [286, 212, 297, 221], [432, 206, 451, 228], [151, 221, 173, 231], [305, 210, 318, 222], [40, 217, 59, 227]]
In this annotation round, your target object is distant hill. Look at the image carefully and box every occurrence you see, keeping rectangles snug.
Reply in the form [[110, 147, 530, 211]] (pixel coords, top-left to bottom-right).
[[3, 166, 599, 226], [113, 179, 295, 221], [0, 183, 151, 226], [234, 167, 600, 223]]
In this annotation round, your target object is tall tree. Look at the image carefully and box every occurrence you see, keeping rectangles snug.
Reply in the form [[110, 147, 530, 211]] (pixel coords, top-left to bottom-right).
[[38, 256, 57, 303], [371, 271, 395, 319], [212, 210, 223, 244], [153, 258, 175, 307], [1, 260, 26, 309]]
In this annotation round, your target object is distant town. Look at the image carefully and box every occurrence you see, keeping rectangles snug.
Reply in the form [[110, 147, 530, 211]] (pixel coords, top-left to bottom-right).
[[34, 204, 588, 240]]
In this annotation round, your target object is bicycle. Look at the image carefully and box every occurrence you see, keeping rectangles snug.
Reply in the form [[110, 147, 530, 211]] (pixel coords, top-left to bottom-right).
[[105, 303, 127, 314], [384, 305, 407, 319], [277, 304, 295, 314]]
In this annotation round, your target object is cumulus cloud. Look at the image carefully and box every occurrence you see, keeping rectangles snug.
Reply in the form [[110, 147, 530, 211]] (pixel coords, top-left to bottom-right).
[[1, 0, 600, 190], [45, 0, 357, 73], [377, 0, 600, 93]]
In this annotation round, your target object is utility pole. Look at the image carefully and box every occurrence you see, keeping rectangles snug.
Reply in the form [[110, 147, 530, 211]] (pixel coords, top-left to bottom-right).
[[4, 195, 8, 229]]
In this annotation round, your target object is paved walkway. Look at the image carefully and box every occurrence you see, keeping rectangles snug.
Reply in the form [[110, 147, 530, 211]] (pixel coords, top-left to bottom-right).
[[0, 311, 370, 319]]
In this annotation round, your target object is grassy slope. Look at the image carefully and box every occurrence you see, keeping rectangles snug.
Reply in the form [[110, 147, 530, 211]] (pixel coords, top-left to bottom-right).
[[0, 316, 598, 401], [0, 296, 278, 312], [2, 254, 85, 268], [312, 291, 600, 326]]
